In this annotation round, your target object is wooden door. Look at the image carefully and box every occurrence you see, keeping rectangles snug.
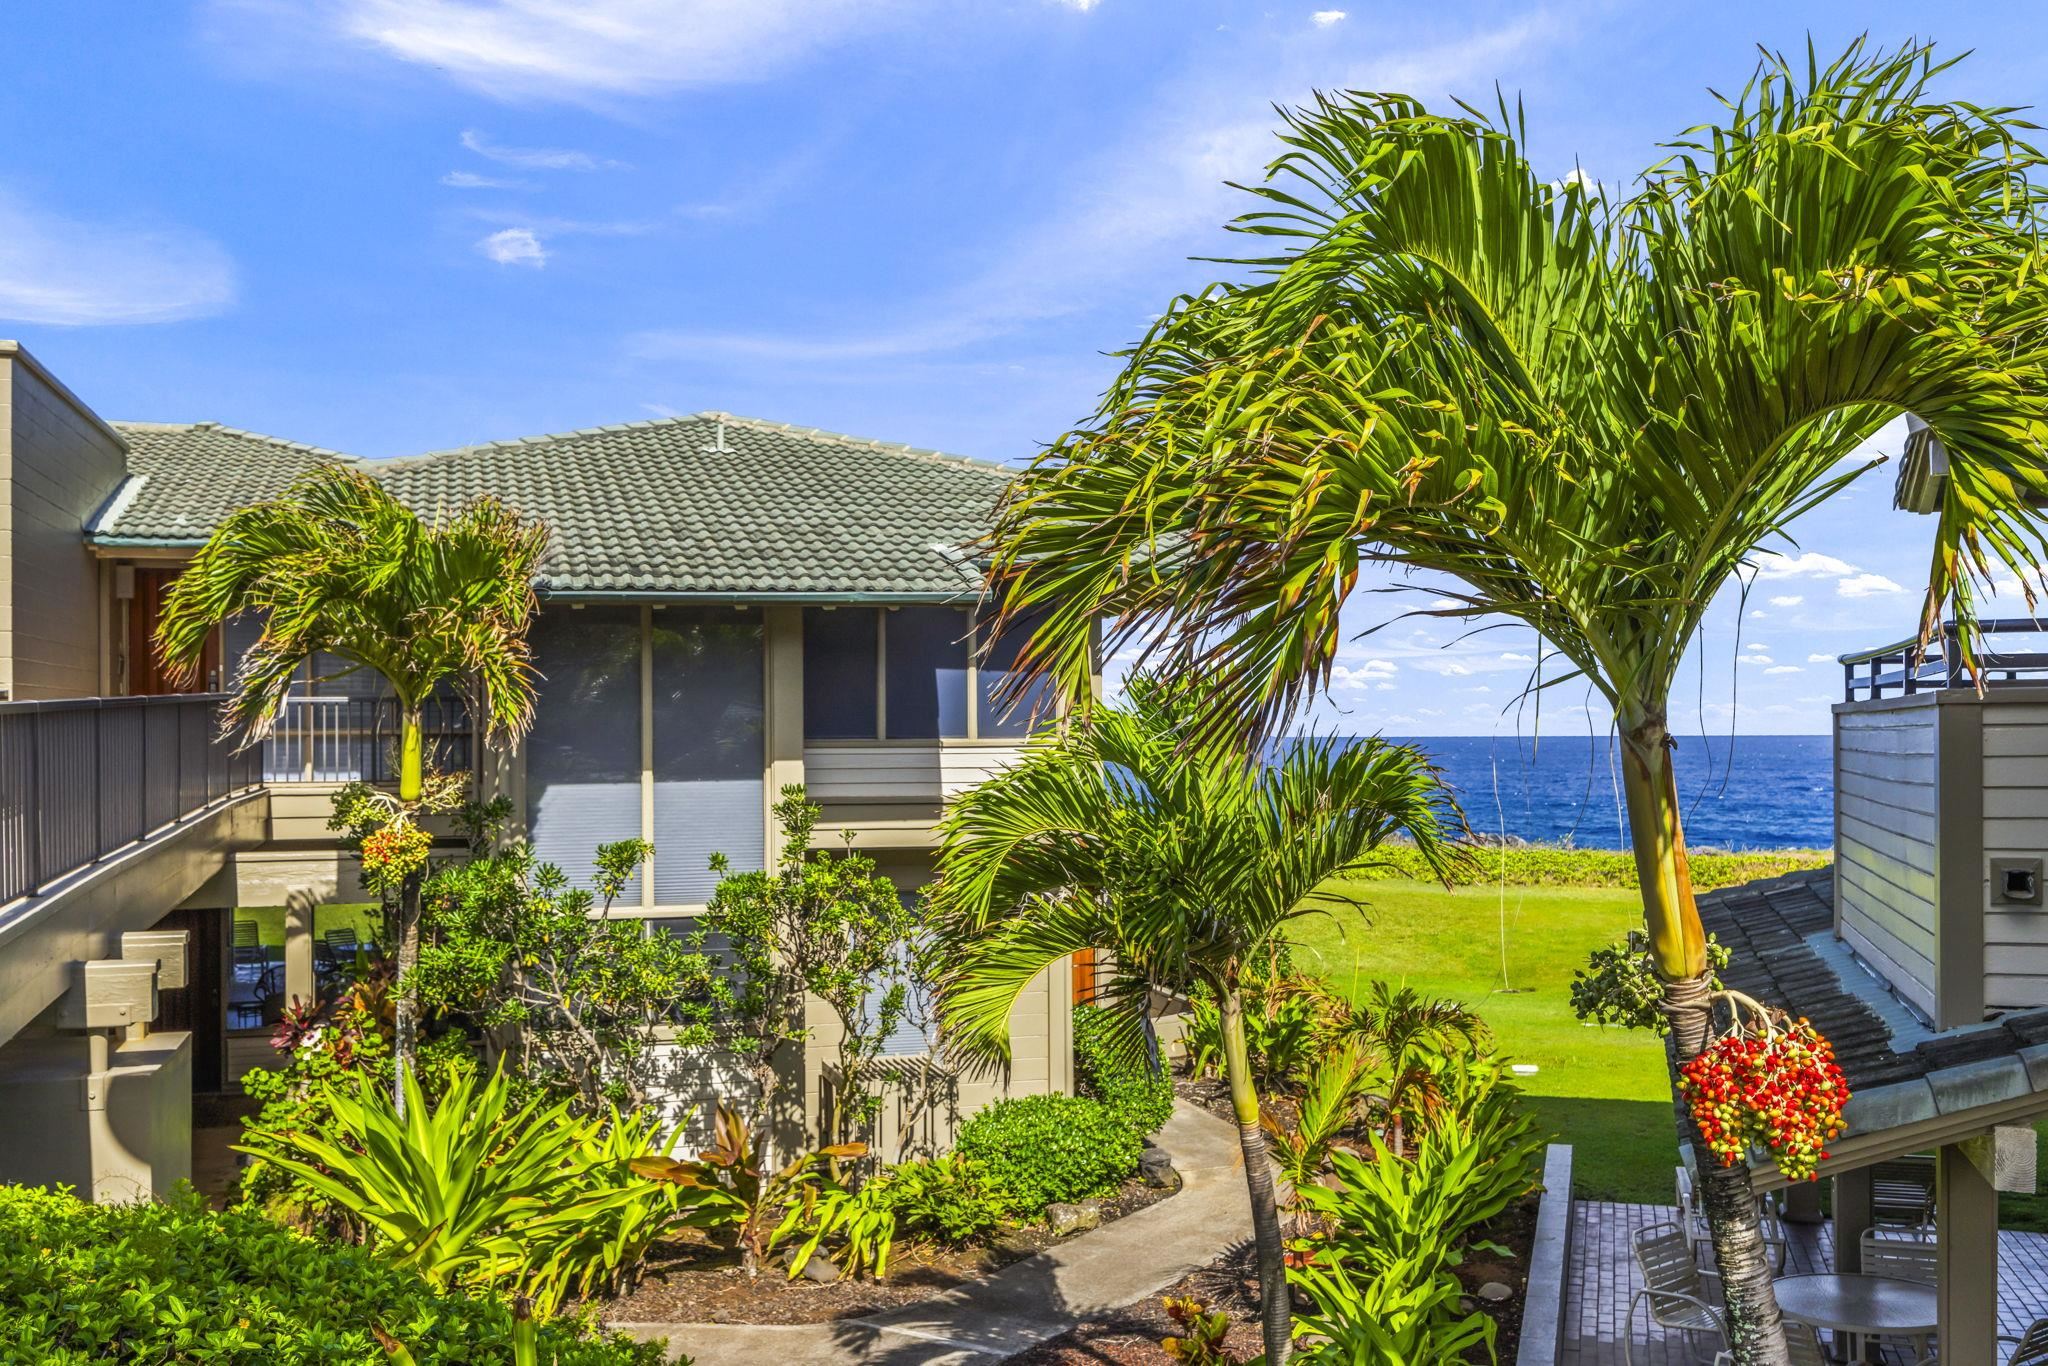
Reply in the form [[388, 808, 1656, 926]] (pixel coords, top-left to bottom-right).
[[127, 568, 216, 695]]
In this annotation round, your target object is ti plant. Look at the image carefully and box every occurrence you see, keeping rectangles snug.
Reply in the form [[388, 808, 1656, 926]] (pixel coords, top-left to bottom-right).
[[630, 1098, 867, 1276]]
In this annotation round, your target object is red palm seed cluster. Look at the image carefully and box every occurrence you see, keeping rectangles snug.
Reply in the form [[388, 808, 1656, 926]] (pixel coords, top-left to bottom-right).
[[1679, 1018, 1848, 1182], [361, 821, 432, 882]]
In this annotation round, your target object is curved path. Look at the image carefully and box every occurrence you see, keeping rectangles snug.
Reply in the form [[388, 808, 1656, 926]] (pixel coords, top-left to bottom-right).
[[612, 1100, 1250, 1364]]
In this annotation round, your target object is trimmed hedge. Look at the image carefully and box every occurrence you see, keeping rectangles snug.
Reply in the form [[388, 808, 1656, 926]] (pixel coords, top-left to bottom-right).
[[1072, 1002, 1175, 1137], [0, 1184, 669, 1365], [955, 1093, 1142, 1216], [1350, 844, 1831, 891]]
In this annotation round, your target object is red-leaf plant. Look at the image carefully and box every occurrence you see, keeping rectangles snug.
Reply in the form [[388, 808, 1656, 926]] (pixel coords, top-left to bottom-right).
[[1678, 991, 1849, 1183]]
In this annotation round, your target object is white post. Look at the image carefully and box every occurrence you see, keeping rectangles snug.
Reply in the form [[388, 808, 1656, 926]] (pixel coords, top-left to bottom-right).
[[1936, 1138, 1999, 1363]]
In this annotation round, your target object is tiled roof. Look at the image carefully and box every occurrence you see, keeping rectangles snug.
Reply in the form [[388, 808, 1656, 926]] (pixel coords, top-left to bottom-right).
[[90, 413, 1009, 599], [1702, 870, 2048, 1142]]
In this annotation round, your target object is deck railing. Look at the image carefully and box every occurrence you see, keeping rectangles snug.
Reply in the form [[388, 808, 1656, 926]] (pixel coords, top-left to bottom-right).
[[1840, 619, 2048, 701], [0, 693, 261, 906], [263, 694, 472, 784]]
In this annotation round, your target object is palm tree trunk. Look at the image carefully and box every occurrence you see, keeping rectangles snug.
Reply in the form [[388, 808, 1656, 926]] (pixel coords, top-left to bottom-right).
[[1221, 985, 1291, 1366], [392, 705, 425, 1115], [1620, 711, 1788, 1366]]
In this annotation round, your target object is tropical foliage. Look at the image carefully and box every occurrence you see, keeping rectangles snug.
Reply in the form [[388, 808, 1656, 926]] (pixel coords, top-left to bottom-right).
[[928, 681, 1458, 1362], [0, 1184, 666, 1365], [973, 41, 2048, 1359], [954, 1093, 1144, 1215], [1073, 1000, 1176, 1137]]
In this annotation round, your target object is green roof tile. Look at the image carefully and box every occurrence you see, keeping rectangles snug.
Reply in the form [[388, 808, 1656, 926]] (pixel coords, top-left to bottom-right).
[[92, 412, 1010, 599]]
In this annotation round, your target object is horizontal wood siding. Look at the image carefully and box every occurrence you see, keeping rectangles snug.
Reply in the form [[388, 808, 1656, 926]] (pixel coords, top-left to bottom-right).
[[803, 744, 1024, 804], [1981, 701, 2048, 1010], [1835, 703, 1939, 1017]]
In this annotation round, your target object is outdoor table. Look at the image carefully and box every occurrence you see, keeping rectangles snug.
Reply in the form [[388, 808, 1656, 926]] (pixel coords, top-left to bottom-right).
[[1773, 1273, 1937, 1362]]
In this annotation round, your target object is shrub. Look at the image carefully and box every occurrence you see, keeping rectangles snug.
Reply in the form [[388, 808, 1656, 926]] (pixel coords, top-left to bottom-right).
[[955, 1093, 1142, 1216], [1073, 1002, 1175, 1137], [0, 1183, 667, 1365], [872, 1154, 1011, 1245]]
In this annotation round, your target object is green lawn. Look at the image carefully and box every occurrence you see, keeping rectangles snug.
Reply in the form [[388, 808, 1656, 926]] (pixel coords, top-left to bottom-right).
[[1288, 876, 1677, 1203]]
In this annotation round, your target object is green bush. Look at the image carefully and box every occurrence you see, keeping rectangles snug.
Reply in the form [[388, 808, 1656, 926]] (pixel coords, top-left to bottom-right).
[[0, 1183, 668, 1365], [1073, 1003, 1176, 1137], [955, 1093, 1142, 1216], [873, 1154, 1011, 1244]]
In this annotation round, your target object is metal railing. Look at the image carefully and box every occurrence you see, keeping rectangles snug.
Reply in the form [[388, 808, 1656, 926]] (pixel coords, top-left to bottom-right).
[[0, 693, 261, 906], [1840, 620, 2048, 701], [263, 694, 473, 784]]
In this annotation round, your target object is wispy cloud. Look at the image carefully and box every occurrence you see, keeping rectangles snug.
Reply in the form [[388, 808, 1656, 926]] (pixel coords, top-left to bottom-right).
[[631, 14, 1560, 365], [225, 1, 909, 103], [442, 169, 534, 190], [1311, 10, 1347, 25], [1769, 594, 1803, 608], [1765, 665, 1803, 674], [1751, 550, 1858, 580], [1807, 653, 1835, 663], [478, 227, 546, 267], [461, 129, 623, 172], [1838, 572, 1904, 598], [0, 190, 235, 325]]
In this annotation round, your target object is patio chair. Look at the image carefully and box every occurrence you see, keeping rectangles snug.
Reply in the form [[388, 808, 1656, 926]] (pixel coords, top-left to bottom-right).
[[1711, 1323, 1831, 1366], [2003, 1316, 2048, 1365], [1627, 1221, 1725, 1366], [1677, 1164, 1789, 1272], [1856, 1227, 1936, 1360], [323, 928, 360, 956], [1871, 1154, 1937, 1227]]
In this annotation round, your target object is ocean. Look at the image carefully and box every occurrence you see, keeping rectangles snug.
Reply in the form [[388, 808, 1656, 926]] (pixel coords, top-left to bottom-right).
[[1379, 734, 1833, 852]]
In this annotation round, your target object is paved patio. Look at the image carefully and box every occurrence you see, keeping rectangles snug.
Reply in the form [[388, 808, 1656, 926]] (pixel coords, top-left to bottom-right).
[[1564, 1201, 2048, 1364]]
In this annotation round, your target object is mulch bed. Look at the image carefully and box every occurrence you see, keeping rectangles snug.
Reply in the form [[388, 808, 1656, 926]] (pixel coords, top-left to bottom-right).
[[601, 1174, 1173, 1327]]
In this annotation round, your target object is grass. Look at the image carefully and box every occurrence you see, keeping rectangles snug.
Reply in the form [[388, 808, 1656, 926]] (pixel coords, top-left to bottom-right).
[[1288, 876, 1677, 1203]]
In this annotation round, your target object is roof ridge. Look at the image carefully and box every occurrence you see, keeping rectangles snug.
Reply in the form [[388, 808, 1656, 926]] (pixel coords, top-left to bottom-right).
[[112, 420, 360, 464], [376, 410, 1011, 477]]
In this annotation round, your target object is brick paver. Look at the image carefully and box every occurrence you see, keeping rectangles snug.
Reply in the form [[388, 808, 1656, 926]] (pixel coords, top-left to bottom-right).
[[1564, 1201, 2048, 1364]]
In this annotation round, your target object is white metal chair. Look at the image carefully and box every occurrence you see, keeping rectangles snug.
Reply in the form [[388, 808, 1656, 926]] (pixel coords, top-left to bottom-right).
[[1855, 1227, 1937, 1360], [1676, 1164, 1789, 1272], [1871, 1154, 1937, 1228], [1711, 1323, 1831, 1366], [2004, 1316, 2048, 1365], [1628, 1221, 1726, 1365]]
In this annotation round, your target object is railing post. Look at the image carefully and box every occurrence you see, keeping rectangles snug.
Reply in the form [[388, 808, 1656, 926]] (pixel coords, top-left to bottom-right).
[[25, 708, 41, 896], [92, 703, 103, 854]]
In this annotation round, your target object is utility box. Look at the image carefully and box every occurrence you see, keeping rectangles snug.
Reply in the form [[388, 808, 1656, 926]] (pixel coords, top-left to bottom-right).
[[120, 930, 190, 991], [53, 961, 159, 1031]]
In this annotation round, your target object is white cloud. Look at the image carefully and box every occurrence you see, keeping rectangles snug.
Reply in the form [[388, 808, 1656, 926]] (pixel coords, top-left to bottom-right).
[[1737, 653, 1774, 665], [461, 129, 621, 172], [1838, 573, 1905, 598], [1330, 658, 1399, 692], [478, 227, 546, 266], [1051, 0, 1100, 8], [1764, 665, 1803, 675], [442, 169, 533, 189], [1770, 595, 1805, 608], [1374, 682, 1397, 692], [1500, 652, 1534, 663], [0, 190, 234, 325], [1438, 661, 1473, 677], [1744, 641, 1769, 651], [1808, 653, 1836, 664], [1752, 550, 1859, 580], [1557, 167, 1596, 191], [227, 1, 908, 102], [1311, 9, 1347, 24]]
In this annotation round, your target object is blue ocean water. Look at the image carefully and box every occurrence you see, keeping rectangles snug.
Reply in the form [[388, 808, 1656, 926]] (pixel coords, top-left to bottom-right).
[[1377, 734, 1833, 852]]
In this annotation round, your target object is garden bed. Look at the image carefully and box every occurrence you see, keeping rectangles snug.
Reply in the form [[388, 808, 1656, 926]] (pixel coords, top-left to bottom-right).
[[599, 1170, 1175, 1327]]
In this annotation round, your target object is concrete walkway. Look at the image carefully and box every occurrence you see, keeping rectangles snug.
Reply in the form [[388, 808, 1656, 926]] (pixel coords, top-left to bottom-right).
[[614, 1100, 1251, 1364]]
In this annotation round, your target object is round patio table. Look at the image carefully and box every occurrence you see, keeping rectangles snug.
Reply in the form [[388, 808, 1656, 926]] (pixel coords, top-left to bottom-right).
[[1774, 1273, 1936, 1354]]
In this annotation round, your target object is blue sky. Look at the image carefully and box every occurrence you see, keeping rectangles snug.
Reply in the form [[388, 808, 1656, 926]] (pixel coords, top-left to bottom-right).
[[2, 1, 2044, 737]]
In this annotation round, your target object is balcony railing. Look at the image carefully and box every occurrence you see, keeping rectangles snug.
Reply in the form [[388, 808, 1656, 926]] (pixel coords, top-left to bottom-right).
[[1840, 620, 2048, 701], [263, 694, 473, 784], [0, 693, 261, 906]]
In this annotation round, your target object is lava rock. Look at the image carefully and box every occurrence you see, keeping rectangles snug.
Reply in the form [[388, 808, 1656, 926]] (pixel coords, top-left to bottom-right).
[[1477, 1281, 1513, 1303], [1139, 1146, 1182, 1191], [1045, 1200, 1104, 1237]]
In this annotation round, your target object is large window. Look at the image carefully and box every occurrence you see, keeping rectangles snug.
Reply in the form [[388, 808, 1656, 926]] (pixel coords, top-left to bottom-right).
[[802, 608, 878, 739], [525, 607, 643, 898], [975, 609, 1055, 740], [652, 610, 765, 902], [884, 607, 970, 740]]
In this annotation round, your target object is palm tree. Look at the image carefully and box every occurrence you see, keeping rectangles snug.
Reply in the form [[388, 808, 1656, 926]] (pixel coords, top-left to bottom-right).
[[975, 42, 2048, 1363], [157, 466, 549, 1103], [928, 682, 1460, 1365]]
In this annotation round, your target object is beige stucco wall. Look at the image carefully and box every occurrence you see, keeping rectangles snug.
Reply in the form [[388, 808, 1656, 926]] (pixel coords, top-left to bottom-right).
[[0, 343, 128, 700]]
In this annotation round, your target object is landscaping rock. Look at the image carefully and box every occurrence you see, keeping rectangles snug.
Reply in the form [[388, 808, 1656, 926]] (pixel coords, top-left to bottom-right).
[[1045, 1200, 1103, 1237], [1477, 1280, 1513, 1303], [1139, 1146, 1182, 1191]]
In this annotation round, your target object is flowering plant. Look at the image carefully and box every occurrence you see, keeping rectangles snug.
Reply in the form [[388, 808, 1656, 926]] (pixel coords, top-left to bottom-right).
[[1679, 1012, 1848, 1182], [361, 819, 433, 890]]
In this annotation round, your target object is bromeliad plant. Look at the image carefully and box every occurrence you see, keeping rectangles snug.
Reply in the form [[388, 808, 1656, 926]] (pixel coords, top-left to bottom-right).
[[1680, 1006, 1849, 1183]]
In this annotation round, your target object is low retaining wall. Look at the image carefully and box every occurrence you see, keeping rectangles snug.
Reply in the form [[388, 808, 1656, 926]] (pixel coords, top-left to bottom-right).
[[1516, 1143, 1574, 1366]]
